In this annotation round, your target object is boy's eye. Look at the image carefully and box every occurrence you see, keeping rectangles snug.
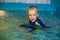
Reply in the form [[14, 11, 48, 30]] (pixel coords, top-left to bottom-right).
[[29, 15, 31, 16], [33, 14, 36, 16]]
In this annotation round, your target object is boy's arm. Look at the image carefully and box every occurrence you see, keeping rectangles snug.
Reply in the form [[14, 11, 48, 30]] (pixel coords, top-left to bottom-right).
[[38, 19, 51, 29], [38, 19, 47, 28]]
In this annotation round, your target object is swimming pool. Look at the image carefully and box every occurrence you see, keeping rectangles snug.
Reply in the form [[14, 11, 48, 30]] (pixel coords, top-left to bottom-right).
[[0, 10, 60, 40]]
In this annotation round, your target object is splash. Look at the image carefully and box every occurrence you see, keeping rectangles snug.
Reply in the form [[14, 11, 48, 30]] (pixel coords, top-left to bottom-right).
[[0, 10, 6, 17]]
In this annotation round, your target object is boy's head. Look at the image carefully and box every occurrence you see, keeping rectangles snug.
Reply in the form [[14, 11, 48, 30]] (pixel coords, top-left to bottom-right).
[[28, 6, 39, 22]]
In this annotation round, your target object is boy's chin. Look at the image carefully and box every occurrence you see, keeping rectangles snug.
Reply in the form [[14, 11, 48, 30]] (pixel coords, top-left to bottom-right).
[[31, 20, 35, 22]]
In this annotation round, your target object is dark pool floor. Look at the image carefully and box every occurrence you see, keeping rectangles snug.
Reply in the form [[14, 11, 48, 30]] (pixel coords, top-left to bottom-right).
[[0, 11, 60, 40]]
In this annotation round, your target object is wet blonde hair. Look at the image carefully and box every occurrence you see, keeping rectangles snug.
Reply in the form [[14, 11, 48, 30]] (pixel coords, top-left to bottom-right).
[[28, 6, 38, 13]]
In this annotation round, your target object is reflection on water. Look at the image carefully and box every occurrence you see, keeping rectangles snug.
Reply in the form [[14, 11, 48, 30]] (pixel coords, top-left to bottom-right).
[[0, 10, 60, 40]]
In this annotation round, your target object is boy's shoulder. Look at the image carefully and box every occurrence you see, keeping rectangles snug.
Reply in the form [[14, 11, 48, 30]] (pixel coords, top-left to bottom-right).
[[36, 18, 41, 22], [35, 18, 42, 27], [36, 18, 43, 24]]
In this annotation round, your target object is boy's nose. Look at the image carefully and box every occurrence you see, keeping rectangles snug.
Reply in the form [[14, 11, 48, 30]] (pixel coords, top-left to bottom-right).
[[31, 17, 33, 19], [31, 16, 34, 18]]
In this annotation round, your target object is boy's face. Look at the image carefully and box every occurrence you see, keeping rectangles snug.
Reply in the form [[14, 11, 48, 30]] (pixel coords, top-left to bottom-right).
[[28, 9, 39, 22]]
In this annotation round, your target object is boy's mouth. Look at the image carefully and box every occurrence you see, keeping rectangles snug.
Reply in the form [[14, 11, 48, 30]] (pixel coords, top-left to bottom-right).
[[31, 19, 34, 20], [31, 19, 35, 22]]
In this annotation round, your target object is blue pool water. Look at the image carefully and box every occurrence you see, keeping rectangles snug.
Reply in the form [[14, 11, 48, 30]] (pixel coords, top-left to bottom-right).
[[0, 10, 60, 40]]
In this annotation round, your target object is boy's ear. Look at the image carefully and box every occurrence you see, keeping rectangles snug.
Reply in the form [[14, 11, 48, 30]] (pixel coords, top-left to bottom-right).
[[38, 13, 39, 17]]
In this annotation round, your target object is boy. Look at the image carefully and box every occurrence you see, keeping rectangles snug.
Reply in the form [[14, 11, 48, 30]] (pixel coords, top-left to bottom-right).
[[20, 6, 50, 32]]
